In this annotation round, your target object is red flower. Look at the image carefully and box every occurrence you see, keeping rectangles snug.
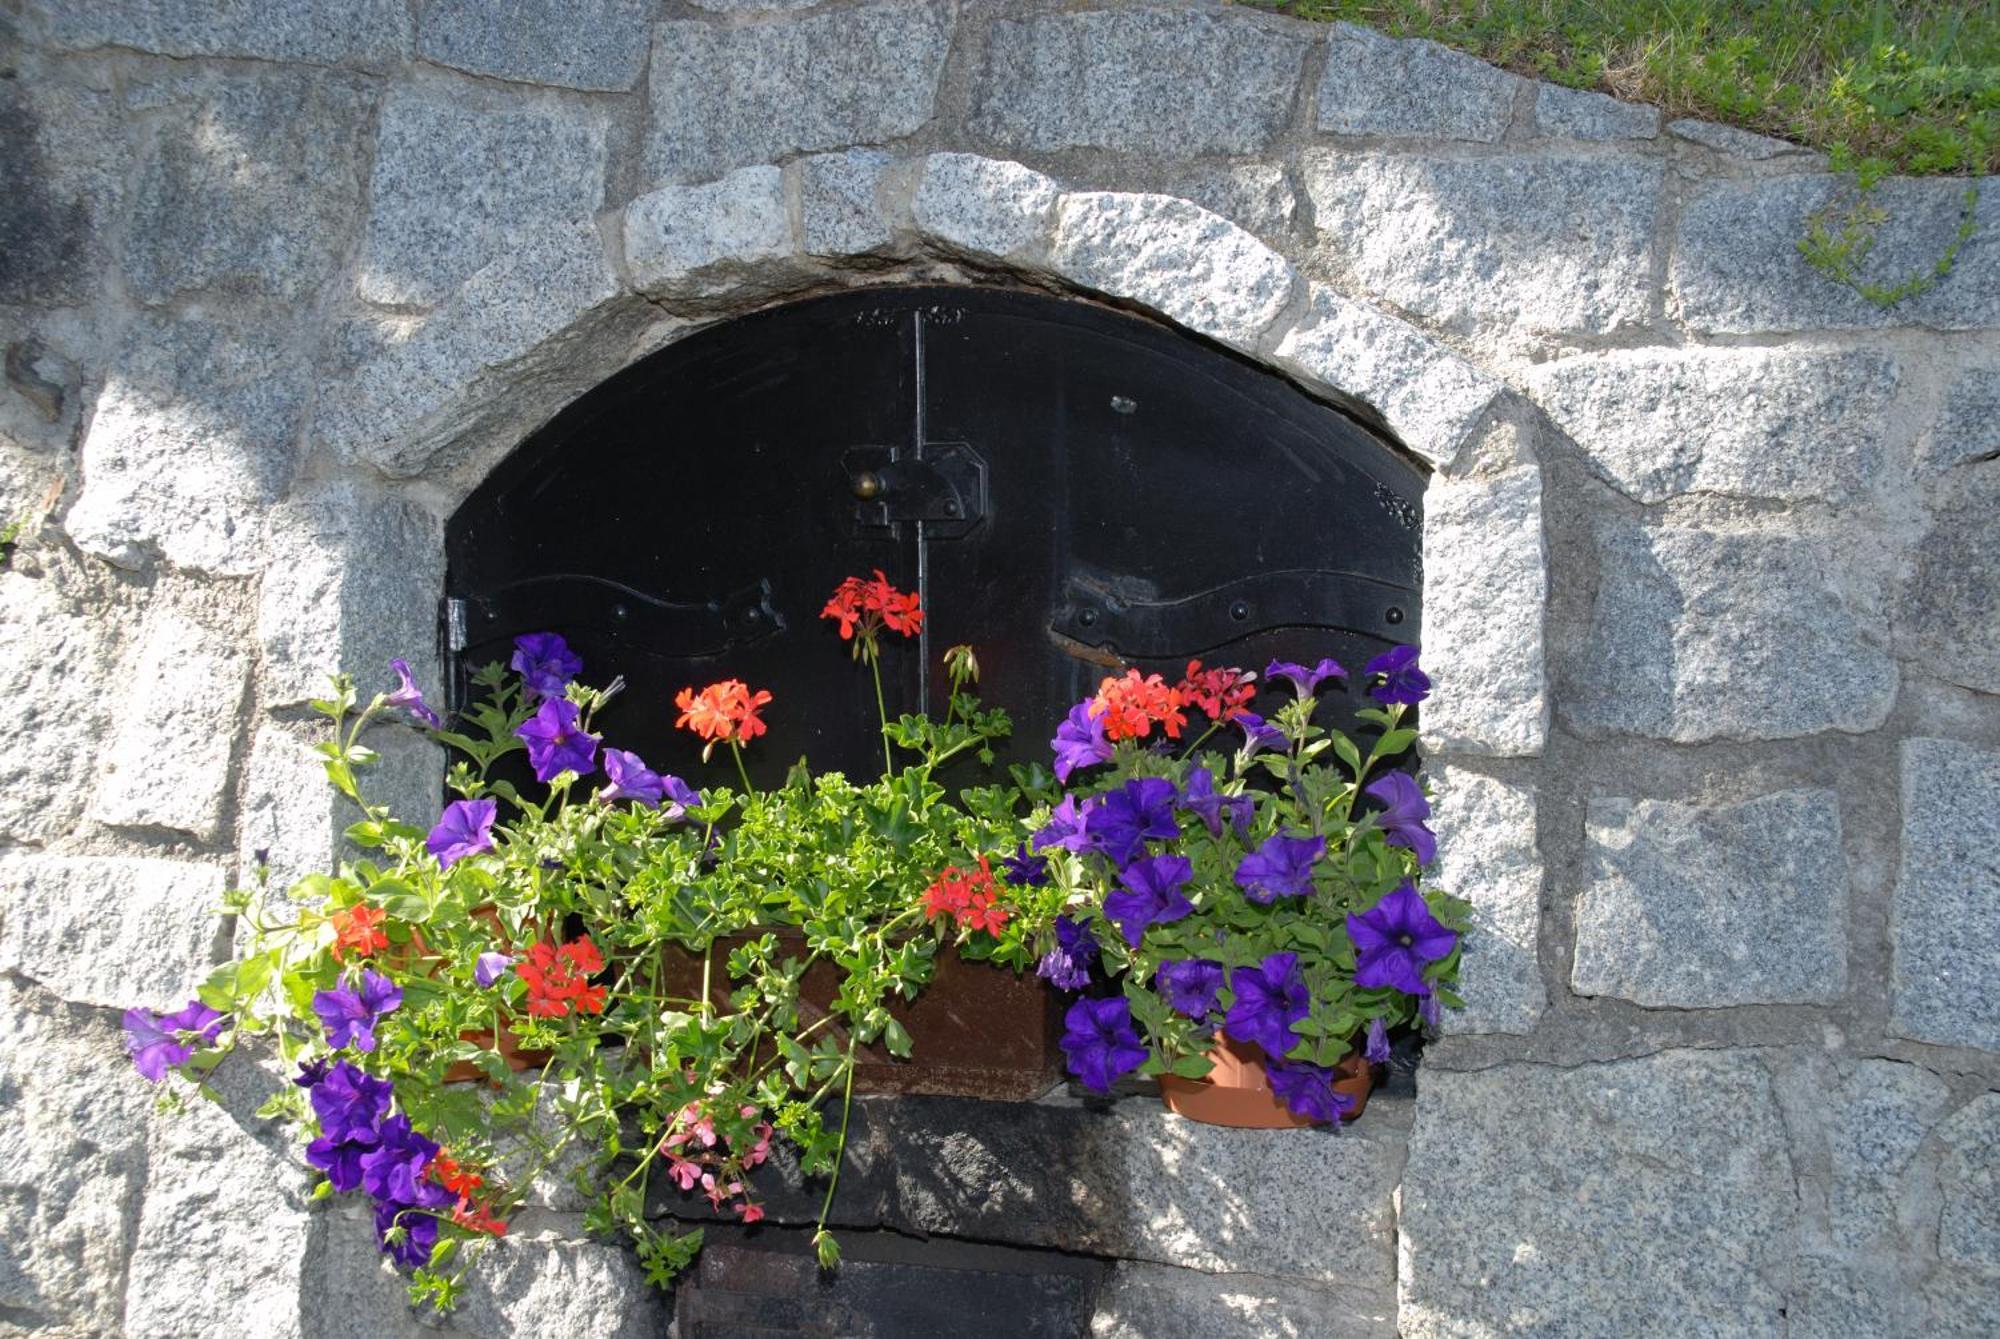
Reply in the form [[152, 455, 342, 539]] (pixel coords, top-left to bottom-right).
[[922, 858, 1009, 934], [431, 1153, 484, 1199], [516, 935, 606, 1018], [329, 905, 389, 963], [674, 680, 774, 745], [1090, 669, 1188, 742], [820, 572, 923, 652], [1177, 660, 1256, 722], [451, 1196, 507, 1237]]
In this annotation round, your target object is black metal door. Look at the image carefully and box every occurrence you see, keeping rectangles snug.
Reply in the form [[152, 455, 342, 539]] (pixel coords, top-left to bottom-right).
[[445, 287, 1423, 787]]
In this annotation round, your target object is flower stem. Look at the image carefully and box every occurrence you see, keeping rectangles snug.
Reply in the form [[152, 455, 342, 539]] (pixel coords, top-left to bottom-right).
[[813, 1031, 861, 1251], [728, 741, 755, 798], [868, 651, 893, 777]]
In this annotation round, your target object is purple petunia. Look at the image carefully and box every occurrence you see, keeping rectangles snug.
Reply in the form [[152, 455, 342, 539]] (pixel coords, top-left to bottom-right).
[[1083, 777, 1180, 866], [1365, 1017, 1391, 1065], [1103, 854, 1196, 948], [599, 748, 665, 807], [1051, 699, 1114, 783], [312, 970, 403, 1053], [475, 951, 514, 988], [426, 797, 496, 869], [1346, 883, 1457, 997], [1233, 711, 1288, 758], [122, 999, 224, 1083], [1364, 645, 1430, 706], [1364, 771, 1436, 865], [1177, 766, 1252, 839], [1037, 915, 1098, 991], [1156, 958, 1225, 1020], [660, 774, 702, 822], [1266, 1057, 1355, 1124], [511, 631, 582, 699], [385, 658, 441, 730], [360, 1114, 441, 1204], [1264, 657, 1346, 700], [516, 697, 601, 782], [1224, 952, 1310, 1059], [1233, 832, 1326, 903], [292, 1057, 332, 1090], [1003, 843, 1050, 888], [1031, 794, 1097, 854], [1059, 996, 1149, 1094], [374, 1181, 454, 1270]]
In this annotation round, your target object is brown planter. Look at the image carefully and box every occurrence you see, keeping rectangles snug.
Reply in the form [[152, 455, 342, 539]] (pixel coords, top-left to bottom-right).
[[1156, 1035, 1374, 1128], [662, 930, 1062, 1101], [443, 1022, 550, 1085]]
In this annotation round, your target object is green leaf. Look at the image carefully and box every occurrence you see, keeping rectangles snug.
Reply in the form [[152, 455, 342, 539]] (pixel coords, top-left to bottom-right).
[[882, 1017, 913, 1059]]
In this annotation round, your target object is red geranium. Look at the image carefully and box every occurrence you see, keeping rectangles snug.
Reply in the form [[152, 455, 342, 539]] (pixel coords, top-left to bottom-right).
[[329, 904, 389, 963], [922, 858, 1009, 934], [820, 571, 923, 657], [1176, 659, 1256, 722], [1089, 669, 1188, 742], [516, 936, 606, 1018], [674, 679, 772, 745]]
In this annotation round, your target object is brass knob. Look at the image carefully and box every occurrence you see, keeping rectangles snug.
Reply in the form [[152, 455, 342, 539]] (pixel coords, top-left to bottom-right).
[[851, 471, 883, 500]]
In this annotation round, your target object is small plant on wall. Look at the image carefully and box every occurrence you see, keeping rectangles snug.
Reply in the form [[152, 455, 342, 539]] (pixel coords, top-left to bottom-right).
[[122, 571, 1460, 1311]]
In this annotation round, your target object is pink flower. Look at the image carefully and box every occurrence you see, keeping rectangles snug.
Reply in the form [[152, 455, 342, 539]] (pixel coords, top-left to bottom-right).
[[666, 1156, 701, 1191], [745, 1122, 775, 1168], [738, 1201, 766, 1224]]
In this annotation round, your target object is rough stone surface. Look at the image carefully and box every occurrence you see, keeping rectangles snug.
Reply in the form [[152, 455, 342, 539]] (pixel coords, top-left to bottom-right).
[[1898, 468, 2000, 696], [1528, 347, 1898, 504], [416, 0, 650, 91], [973, 8, 1307, 156], [624, 166, 796, 298], [1667, 117, 1811, 160], [1564, 518, 1897, 742], [0, 854, 224, 1009], [92, 595, 252, 841], [30, 0, 409, 64], [0, 56, 128, 306], [646, 2, 951, 184], [0, 980, 153, 1337], [1819, 1060, 1952, 1252], [1890, 738, 2000, 1052], [1050, 192, 1295, 351], [1318, 23, 1522, 142], [913, 152, 1059, 263], [1938, 1094, 2000, 1270], [238, 722, 443, 897], [1091, 1261, 1394, 1338], [1168, 163, 1297, 240], [359, 87, 609, 308], [1306, 151, 1663, 335], [1673, 174, 1999, 333], [1573, 789, 1849, 1007], [1923, 1270, 2000, 1339], [1930, 368, 2000, 470], [68, 312, 305, 575], [125, 71, 372, 304], [801, 150, 895, 257], [1429, 767, 1545, 1035], [1535, 83, 1660, 140], [1273, 283, 1499, 469], [1418, 466, 1546, 755], [1790, 1255, 1922, 1339], [1399, 1051, 1796, 1337]]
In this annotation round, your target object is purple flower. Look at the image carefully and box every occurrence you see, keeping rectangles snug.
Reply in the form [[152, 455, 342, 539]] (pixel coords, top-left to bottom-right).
[[1177, 766, 1252, 839], [1233, 711, 1288, 758], [1002, 843, 1050, 888], [1419, 991, 1443, 1030], [312, 970, 403, 1053], [360, 1114, 442, 1204], [309, 1060, 393, 1144], [1083, 777, 1181, 866], [1347, 883, 1457, 997], [1156, 958, 1225, 1020], [1224, 952, 1309, 1059], [1364, 771, 1435, 865], [307, 1132, 372, 1192], [661, 774, 702, 822], [293, 1057, 332, 1089], [1264, 657, 1346, 700], [1267, 1057, 1355, 1124], [474, 952, 513, 988], [1059, 996, 1149, 1094], [385, 658, 441, 730], [1364, 644, 1430, 706], [122, 1000, 224, 1083], [511, 631, 582, 699], [1037, 915, 1098, 991], [1103, 855, 1196, 948], [374, 1180, 453, 1269], [1365, 1017, 1391, 1065], [599, 748, 665, 807], [515, 697, 600, 782], [426, 797, 496, 869], [1050, 699, 1113, 783], [1031, 794, 1096, 854], [1233, 832, 1326, 903]]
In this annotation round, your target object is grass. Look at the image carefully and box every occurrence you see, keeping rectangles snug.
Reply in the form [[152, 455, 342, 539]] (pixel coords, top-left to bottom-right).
[[1253, 1, 1998, 176]]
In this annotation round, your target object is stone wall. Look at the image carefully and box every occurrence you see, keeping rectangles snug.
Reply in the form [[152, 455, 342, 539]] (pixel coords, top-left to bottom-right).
[[1, 1, 1995, 1334]]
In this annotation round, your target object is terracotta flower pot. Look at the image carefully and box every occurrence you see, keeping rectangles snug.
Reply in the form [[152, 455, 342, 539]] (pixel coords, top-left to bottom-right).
[[401, 908, 552, 1085], [1156, 1035, 1373, 1129]]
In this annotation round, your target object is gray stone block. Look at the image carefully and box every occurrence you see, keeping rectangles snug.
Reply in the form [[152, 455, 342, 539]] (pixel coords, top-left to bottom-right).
[[238, 720, 443, 899], [1528, 346, 1897, 504], [1398, 1051, 1795, 1338], [1890, 738, 2000, 1052], [1091, 1260, 1395, 1338], [92, 596, 252, 842], [801, 150, 895, 258], [645, 2, 951, 184], [687, 0, 821, 8], [1429, 767, 1545, 1035], [67, 311, 305, 577], [0, 854, 224, 1009], [912, 153, 1059, 264], [1318, 23, 1522, 142], [1534, 83, 1660, 140], [972, 8, 1308, 156], [124, 71, 371, 304], [1924, 1269, 2000, 1339], [1563, 518, 1896, 743], [1419, 467, 1546, 755], [1273, 283, 1499, 469], [1790, 1255, 1926, 1339], [0, 56, 127, 306], [1929, 367, 2000, 470], [1306, 151, 1663, 335], [1667, 117, 1811, 160], [1820, 1059, 1951, 1252], [1168, 163, 1297, 240], [1573, 789, 1849, 1008], [1938, 1093, 2000, 1269], [1672, 174, 1999, 334], [416, 0, 650, 91], [1897, 468, 2000, 696], [1049, 192, 1295, 351], [623, 166, 796, 298], [30, 0, 409, 65], [359, 87, 609, 308]]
